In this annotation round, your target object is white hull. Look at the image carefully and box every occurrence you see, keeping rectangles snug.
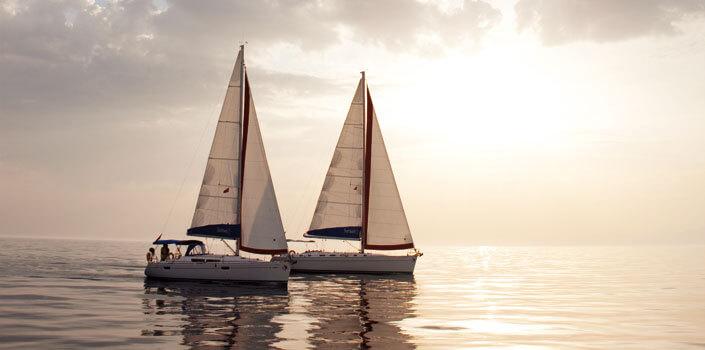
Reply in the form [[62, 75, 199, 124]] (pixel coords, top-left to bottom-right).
[[277, 252, 417, 274], [145, 255, 290, 282]]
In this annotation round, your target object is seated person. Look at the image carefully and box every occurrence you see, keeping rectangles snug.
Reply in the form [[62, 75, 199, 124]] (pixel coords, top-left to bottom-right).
[[160, 244, 170, 261]]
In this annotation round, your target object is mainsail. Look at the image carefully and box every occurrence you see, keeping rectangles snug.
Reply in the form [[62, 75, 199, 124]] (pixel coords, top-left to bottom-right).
[[188, 50, 243, 239], [306, 74, 414, 250], [306, 79, 365, 240], [188, 47, 287, 254]]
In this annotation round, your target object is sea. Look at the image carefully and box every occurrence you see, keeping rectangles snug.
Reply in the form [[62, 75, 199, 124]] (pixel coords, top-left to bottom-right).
[[0, 237, 703, 349]]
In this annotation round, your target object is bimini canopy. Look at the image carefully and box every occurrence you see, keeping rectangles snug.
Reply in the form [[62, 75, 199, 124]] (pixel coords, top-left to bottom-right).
[[152, 239, 204, 246], [152, 239, 206, 256]]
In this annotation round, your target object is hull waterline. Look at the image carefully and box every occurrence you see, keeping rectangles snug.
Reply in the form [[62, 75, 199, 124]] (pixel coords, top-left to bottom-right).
[[145, 255, 291, 283], [277, 252, 417, 274]]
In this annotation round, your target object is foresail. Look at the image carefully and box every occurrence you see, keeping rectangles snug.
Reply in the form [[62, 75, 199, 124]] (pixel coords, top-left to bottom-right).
[[364, 100, 414, 250], [188, 50, 242, 239], [239, 77, 288, 254], [306, 78, 365, 240]]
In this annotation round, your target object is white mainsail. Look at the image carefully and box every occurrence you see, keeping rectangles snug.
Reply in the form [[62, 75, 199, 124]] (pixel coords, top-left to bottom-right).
[[239, 78, 288, 254], [306, 74, 414, 250], [306, 79, 365, 240], [189, 50, 243, 237]]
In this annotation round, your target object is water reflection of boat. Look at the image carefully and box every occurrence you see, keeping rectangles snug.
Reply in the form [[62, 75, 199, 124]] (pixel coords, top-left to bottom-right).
[[295, 274, 417, 349], [142, 279, 289, 349]]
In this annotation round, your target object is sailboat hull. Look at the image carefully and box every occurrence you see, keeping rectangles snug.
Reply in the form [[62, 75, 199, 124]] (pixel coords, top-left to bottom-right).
[[278, 252, 417, 274], [145, 255, 290, 282]]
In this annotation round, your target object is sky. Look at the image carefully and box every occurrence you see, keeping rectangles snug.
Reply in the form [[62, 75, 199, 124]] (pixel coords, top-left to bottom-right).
[[1, 0, 704, 246]]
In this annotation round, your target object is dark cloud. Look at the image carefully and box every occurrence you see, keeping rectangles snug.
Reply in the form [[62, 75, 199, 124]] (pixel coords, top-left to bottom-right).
[[515, 0, 705, 45], [0, 0, 500, 129], [155, 0, 500, 49]]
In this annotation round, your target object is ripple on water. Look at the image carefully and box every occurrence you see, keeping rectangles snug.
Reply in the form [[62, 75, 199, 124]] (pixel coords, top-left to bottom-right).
[[0, 239, 704, 349]]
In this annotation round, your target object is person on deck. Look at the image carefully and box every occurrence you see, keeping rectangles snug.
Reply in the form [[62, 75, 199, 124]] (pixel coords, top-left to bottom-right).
[[146, 247, 155, 262], [160, 244, 170, 261]]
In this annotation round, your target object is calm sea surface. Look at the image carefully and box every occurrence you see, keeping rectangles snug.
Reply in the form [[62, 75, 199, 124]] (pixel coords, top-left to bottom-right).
[[0, 238, 703, 349]]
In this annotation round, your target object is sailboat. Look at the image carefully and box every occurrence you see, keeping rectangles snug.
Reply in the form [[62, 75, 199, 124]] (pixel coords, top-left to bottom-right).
[[145, 46, 290, 282], [277, 72, 421, 274]]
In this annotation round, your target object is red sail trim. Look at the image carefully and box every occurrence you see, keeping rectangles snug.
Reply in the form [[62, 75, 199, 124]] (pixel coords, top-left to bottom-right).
[[364, 243, 415, 250], [239, 245, 288, 255], [362, 86, 373, 249], [238, 74, 251, 250]]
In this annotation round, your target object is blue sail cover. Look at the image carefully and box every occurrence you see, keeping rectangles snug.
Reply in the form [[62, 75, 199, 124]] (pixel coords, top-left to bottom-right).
[[187, 224, 241, 239], [305, 226, 361, 240]]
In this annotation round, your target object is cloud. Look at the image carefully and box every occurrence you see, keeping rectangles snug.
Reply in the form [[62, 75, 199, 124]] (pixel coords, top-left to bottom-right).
[[154, 0, 500, 49], [0, 0, 500, 130], [515, 0, 705, 45], [0, 0, 500, 238]]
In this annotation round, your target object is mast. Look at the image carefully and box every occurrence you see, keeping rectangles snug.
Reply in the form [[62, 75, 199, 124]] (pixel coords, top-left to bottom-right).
[[236, 44, 245, 256], [361, 71, 371, 253]]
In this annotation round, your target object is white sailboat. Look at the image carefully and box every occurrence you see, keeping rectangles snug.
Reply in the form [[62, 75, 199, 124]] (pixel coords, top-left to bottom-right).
[[279, 72, 421, 274], [145, 46, 290, 282]]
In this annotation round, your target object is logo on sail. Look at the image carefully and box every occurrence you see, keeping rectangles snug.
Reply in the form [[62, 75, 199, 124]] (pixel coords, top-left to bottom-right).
[[343, 227, 360, 234]]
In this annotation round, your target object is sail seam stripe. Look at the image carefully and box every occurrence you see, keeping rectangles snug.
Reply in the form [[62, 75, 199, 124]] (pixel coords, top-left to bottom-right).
[[317, 200, 361, 205], [197, 194, 237, 199], [325, 174, 362, 179], [194, 208, 236, 213], [207, 157, 238, 161]]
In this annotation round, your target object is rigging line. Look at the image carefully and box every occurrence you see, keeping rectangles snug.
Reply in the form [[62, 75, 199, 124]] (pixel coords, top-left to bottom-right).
[[160, 101, 220, 234], [344, 239, 358, 251], [289, 117, 343, 238], [289, 155, 325, 237]]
